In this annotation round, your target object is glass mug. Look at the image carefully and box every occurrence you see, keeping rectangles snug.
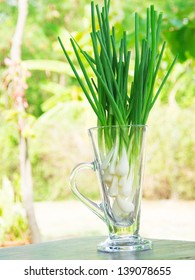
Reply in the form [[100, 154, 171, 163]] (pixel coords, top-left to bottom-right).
[[70, 125, 152, 252]]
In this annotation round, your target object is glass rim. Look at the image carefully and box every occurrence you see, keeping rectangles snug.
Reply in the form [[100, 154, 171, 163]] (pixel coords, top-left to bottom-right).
[[89, 124, 148, 133]]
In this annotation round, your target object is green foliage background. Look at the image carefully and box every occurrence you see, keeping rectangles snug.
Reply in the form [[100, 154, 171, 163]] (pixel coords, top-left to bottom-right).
[[0, 0, 194, 207]]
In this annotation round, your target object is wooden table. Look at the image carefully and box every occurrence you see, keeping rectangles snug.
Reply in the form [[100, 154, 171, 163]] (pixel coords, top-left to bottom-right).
[[0, 237, 194, 260]]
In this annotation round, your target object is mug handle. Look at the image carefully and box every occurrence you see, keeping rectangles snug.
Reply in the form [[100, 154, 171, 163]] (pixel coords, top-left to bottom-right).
[[70, 161, 106, 222]]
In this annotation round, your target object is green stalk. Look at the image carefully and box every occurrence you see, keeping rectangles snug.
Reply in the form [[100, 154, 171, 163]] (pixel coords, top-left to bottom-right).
[[70, 38, 106, 124], [150, 55, 178, 110], [96, 32, 126, 119], [58, 36, 104, 123]]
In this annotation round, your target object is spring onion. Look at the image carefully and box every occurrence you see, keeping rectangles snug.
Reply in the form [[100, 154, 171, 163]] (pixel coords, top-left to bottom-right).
[[59, 0, 177, 222]]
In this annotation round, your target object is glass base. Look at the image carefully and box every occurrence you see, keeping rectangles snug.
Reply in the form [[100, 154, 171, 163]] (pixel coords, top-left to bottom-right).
[[97, 235, 152, 253]]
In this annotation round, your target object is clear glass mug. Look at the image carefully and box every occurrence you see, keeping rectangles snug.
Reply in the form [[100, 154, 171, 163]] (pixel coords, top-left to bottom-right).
[[70, 125, 152, 252]]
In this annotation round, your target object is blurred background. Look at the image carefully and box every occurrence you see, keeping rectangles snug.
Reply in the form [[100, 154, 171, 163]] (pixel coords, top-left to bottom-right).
[[0, 0, 194, 246]]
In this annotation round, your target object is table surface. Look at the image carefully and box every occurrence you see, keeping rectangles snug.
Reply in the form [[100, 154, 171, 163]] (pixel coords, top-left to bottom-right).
[[0, 236, 195, 260]]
